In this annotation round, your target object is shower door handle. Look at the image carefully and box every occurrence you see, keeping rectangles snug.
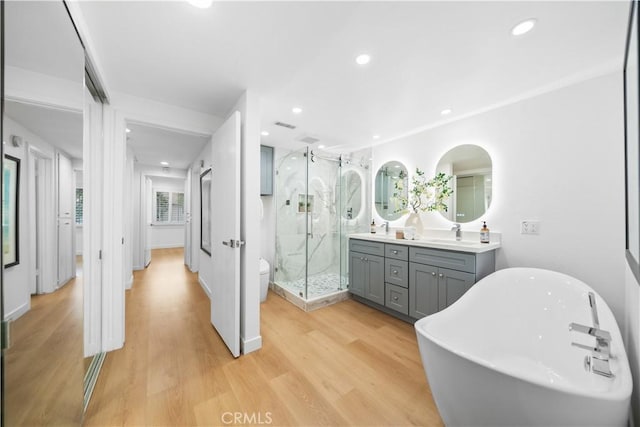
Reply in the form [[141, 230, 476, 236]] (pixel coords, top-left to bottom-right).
[[307, 214, 313, 238]]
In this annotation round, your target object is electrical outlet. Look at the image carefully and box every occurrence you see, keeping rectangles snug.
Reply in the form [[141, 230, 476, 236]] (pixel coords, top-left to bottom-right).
[[521, 220, 541, 235]]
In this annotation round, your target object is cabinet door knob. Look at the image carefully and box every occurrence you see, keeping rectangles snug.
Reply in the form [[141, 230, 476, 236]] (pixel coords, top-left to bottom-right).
[[439, 273, 444, 278], [393, 270, 398, 274], [392, 250, 398, 254], [393, 296, 399, 301], [431, 272, 436, 276], [364, 257, 368, 262]]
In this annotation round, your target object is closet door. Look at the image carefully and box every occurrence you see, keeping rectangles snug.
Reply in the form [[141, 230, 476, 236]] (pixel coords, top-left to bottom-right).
[[58, 220, 74, 285], [58, 152, 75, 285], [58, 153, 74, 218], [2, 2, 85, 425]]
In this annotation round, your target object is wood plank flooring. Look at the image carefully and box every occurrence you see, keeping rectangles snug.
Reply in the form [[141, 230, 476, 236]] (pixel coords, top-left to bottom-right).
[[84, 248, 443, 426], [4, 273, 84, 426]]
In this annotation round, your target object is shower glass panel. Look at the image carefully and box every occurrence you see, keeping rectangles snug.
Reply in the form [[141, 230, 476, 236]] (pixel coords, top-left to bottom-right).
[[305, 150, 342, 298], [275, 147, 370, 302], [274, 150, 308, 296]]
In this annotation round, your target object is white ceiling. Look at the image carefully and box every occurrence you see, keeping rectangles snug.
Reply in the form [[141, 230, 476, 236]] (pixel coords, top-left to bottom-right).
[[4, 101, 83, 159], [126, 123, 211, 170], [77, 1, 630, 153]]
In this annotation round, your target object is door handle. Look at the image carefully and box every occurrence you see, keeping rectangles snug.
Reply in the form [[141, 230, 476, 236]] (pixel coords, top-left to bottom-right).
[[222, 239, 245, 248]]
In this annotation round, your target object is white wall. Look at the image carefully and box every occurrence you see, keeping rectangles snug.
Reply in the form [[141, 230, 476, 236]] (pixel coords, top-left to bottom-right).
[[373, 72, 626, 326], [259, 147, 281, 282], [3, 119, 34, 320]]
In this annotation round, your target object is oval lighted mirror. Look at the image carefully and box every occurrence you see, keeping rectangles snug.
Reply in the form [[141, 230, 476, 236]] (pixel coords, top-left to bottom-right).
[[374, 161, 408, 221], [341, 170, 362, 220], [436, 145, 492, 223]]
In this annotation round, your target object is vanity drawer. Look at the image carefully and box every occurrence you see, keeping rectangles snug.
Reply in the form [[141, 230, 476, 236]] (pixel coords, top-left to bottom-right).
[[385, 283, 409, 315], [349, 239, 385, 257], [409, 247, 476, 274], [385, 243, 409, 261], [385, 258, 408, 288]]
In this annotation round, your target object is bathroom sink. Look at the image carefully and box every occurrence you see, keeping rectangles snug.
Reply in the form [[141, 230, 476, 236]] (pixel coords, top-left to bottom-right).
[[422, 239, 478, 246]]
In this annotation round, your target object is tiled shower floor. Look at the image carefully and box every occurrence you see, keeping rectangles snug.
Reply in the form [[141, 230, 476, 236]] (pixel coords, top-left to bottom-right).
[[276, 273, 346, 299]]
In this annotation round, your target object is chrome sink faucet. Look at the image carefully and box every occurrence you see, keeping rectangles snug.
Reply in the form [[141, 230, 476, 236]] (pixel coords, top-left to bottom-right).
[[569, 292, 613, 377], [380, 221, 390, 234], [451, 223, 461, 241]]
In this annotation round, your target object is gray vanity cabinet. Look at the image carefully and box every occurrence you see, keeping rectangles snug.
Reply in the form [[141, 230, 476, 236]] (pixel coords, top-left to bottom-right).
[[409, 263, 474, 318], [349, 237, 496, 322], [349, 241, 385, 305], [409, 246, 492, 318]]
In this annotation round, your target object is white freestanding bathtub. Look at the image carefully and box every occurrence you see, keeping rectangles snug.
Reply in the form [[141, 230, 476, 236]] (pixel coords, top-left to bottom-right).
[[415, 268, 631, 427]]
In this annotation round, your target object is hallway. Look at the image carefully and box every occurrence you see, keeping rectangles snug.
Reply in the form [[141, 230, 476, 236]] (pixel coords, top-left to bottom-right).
[[84, 248, 442, 426]]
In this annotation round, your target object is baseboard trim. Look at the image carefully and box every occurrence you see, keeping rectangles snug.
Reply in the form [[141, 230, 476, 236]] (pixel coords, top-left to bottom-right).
[[199, 276, 212, 298], [5, 301, 29, 321], [151, 244, 185, 249], [133, 265, 144, 271], [125, 274, 134, 290], [241, 335, 262, 354]]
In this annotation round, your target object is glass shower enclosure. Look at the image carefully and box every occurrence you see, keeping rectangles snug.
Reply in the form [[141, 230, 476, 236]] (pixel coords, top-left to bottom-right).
[[274, 147, 369, 301]]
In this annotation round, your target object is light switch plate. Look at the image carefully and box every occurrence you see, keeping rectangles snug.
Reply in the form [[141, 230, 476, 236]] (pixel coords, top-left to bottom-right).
[[521, 220, 541, 235]]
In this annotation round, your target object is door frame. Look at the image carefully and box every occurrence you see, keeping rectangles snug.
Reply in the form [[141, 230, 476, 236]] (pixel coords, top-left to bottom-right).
[[27, 145, 55, 295]]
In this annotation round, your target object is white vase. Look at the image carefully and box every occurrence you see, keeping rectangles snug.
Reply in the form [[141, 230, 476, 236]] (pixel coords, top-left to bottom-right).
[[405, 212, 424, 238]]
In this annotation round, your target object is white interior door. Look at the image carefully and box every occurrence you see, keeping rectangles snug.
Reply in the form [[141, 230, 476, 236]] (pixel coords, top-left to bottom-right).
[[210, 111, 241, 357], [144, 177, 152, 267], [57, 152, 75, 285], [184, 168, 192, 267]]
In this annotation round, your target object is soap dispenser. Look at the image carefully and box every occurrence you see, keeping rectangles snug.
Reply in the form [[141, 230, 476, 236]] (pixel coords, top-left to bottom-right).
[[480, 221, 490, 243], [370, 219, 376, 234]]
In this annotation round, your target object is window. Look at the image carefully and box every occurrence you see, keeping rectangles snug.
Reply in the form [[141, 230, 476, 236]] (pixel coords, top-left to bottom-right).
[[75, 188, 83, 225], [154, 190, 185, 224]]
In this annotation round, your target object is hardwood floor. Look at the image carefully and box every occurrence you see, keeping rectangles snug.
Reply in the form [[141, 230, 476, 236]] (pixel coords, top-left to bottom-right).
[[84, 248, 443, 426], [4, 274, 84, 426]]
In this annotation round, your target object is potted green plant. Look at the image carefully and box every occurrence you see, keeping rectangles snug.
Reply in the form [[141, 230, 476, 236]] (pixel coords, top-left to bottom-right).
[[394, 168, 453, 236]]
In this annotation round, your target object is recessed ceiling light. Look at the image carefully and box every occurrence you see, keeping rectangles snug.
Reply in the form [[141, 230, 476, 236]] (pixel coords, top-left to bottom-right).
[[261, 131, 269, 136], [292, 107, 302, 114], [441, 109, 452, 116], [291, 157, 297, 160], [511, 18, 536, 36], [355, 54, 371, 65], [318, 144, 326, 149], [373, 135, 380, 140], [187, 0, 213, 8], [160, 161, 169, 166], [126, 128, 131, 133]]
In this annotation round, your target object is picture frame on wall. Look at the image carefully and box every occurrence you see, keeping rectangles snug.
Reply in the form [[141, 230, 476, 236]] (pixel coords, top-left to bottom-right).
[[200, 168, 212, 256], [624, 0, 640, 282], [3, 154, 20, 268]]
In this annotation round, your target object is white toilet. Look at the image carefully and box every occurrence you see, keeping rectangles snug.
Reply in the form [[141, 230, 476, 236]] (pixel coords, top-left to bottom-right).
[[259, 258, 270, 302]]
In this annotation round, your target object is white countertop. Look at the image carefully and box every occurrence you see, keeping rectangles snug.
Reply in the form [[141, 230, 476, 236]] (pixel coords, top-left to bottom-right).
[[349, 232, 501, 254]]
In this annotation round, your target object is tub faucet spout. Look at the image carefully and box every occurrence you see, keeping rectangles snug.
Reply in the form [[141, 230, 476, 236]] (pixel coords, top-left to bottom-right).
[[451, 223, 461, 241], [569, 292, 613, 377]]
